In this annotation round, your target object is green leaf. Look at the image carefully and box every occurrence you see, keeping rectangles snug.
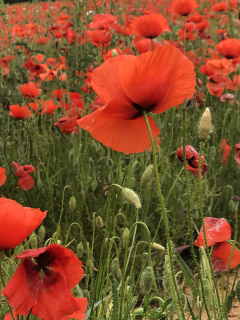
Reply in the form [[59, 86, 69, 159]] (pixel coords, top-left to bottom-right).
[[186, 298, 197, 320]]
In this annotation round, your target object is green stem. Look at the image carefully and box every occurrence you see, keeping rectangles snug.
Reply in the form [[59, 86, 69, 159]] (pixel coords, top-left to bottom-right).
[[0, 251, 15, 320], [25, 307, 33, 320], [143, 111, 185, 320]]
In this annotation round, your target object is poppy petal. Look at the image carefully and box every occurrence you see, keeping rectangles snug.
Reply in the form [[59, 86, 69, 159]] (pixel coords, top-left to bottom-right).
[[0, 167, 7, 186], [18, 174, 35, 191], [211, 241, 240, 271], [61, 298, 87, 320]]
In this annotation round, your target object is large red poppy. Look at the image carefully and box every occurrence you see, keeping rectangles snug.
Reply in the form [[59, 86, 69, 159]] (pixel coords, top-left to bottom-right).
[[211, 241, 240, 272], [169, 0, 199, 16], [194, 217, 231, 249], [0, 167, 7, 186], [9, 104, 33, 119], [12, 161, 35, 190], [2, 244, 84, 320], [0, 197, 47, 250], [129, 13, 172, 39], [216, 39, 240, 59], [77, 45, 196, 153], [19, 83, 42, 99], [177, 145, 208, 179]]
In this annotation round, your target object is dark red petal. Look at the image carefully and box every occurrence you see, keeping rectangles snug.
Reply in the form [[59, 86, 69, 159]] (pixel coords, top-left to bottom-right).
[[18, 174, 35, 191], [212, 241, 240, 271]]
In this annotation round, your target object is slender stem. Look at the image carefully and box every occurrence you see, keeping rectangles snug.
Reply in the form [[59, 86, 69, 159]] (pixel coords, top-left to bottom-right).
[[143, 111, 185, 320], [182, 109, 212, 319], [26, 307, 33, 320], [198, 141, 221, 309], [0, 251, 15, 320]]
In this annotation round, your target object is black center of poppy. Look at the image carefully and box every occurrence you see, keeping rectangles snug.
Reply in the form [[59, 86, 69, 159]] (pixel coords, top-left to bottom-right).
[[225, 55, 234, 59], [132, 102, 156, 112], [35, 65, 41, 70], [35, 252, 55, 268]]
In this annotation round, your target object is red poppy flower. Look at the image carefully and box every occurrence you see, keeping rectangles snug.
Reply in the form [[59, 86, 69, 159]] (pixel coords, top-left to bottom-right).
[[216, 39, 240, 59], [12, 161, 35, 190], [19, 83, 42, 99], [9, 103, 33, 119], [129, 13, 172, 39], [2, 244, 84, 320], [0, 167, 7, 186], [211, 2, 228, 12], [194, 217, 231, 249], [29, 100, 60, 115], [235, 143, 240, 168], [86, 28, 112, 48], [219, 139, 232, 165], [54, 115, 79, 135], [211, 241, 240, 272], [77, 45, 196, 153], [169, 0, 199, 16], [88, 13, 117, 30], [177, 145, 208, 179], [220, 93, 234, 105], [0, 197, 47, 250], [133, 36, 162, 54]]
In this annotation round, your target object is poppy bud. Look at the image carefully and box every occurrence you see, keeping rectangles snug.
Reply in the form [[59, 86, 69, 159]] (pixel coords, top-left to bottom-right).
[[134, 308, 144, 317], [232, 196, 240, 201], [39, 225, 45, 242], [37, 178, 42, 188], [29, 233, 38, 249], [111, 257, 122, 280], [92, 179, 97, 191], [69, 196, 76, 212], [229, 200, 236, 212], [57, 240, 61, 245], [87, 259, 93, 275], [230, 197, 239, 210], [112, 49, 119, 57], [64, 93, 69, 104], [236, 64, 240, 75], [57, 68, 62, 78], [141, 164, 154, 187], [96, 215, 103, 228], [122, 188, 141, 208], [122, 227, 129, 247], [140, 267, 154, 294], [209, 146, 216, 161], [77, 242, 84, 258], [123, 153, 131, 166], [152, 243, 165, 251], [198, 108, 211, 140]]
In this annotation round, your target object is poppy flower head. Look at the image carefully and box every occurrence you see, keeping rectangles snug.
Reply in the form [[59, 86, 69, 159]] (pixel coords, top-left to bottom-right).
[[12, 161, 35, 190], [9, 104, 33, 119], [129, 13, 172, 39], [19, 83, 42, 99], [194, 217, 231, 249], [0, 167, 7, 186], [216, 39, 240, 59], [211, 241, 240, 272], [235, 143, 240, 168], [169, 0, 199, 16]]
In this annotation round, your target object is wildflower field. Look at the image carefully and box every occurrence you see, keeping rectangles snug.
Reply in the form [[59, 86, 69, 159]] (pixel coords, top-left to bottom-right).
[[1, 0, 240, 318]]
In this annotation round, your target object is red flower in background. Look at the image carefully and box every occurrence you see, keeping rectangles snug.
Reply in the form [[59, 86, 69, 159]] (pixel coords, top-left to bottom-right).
[[2, 244, 84, 320], [132, 36, 162, 54], [177, 145, 208, 179], [12, 161, 35, 190], [219, 139, 232, 165], [77, 45, 196, 153], [211, 2, 228, 12], [9, 104, 33, 119], [19, 83, 42, 99], [29, 100, 60, 115], [216, 39, 240, 59], [86, 28, 112, 48], [169, 0, 199, 16], [0, 197, 47, 250], [194, 217, 231, 249], [129, 13, 172, 39], [211, 242, 240, 272], [0, 167, 7, 186], [54, 115, 79, 135], [235, 143, 240, 168]]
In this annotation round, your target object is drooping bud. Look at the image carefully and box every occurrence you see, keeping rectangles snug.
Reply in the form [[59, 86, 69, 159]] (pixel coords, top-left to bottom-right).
[[122, 188, 141, 208], [96, 216, 103, 228], [39, 225, 45, 242], [140, 267, 154, 294], [141, 164, 154, 187], [198, 108, 211, 141], [122, 227, 129, 247], [29, 233, 38, 249], [152, 243, 165, 251], [69, 196, 76, 212], [77, 242, 84, 258], [112, 49, 119, 57], [111, 258, 122, 280]]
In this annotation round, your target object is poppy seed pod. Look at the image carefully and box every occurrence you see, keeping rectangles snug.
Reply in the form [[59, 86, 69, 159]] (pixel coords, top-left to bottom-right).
[[123, 153, 131, 166], [198, 108, 211, 140], [122, 188, 141, 208], [96, 216, 103, 228], [140, 267, 154, 294], [141, 164, 154, 187]]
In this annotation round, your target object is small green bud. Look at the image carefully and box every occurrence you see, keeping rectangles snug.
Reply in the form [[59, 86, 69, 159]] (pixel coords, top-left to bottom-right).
[[122, 188, 141, 208], [86, 259, 93, 275], [152, 243, 165, 251], [209, 146, 216, 161], [92, 179, 97, 191], [140, 267, 154, 294], [37, 178, 42, 188], [57, 240, 61, 245], [112, 49, 119, 57], [39, 225, 45, 242], [77, 242, 84, 258], [64, 93, 69, 104], [57, 68, 62, 78], [69, 196, 76, 212], [141, 164, 154, 187], [122, 227, 129, 247], [29, 233, 38, 249], [236, 63, 240, 75], [111, 258, 122, 280], [96, 216, 103, 228], [134, 308, 144, 316], [199, 108, 211, 141]]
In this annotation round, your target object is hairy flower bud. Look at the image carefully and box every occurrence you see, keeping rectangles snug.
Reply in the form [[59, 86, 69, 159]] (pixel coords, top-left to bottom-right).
[[39, 225, 45, 242], [152, 243, 165, 251], [77, 242, 84, 258], [123, 153, 131, 166], [140, 267, 154, 294], [122, 227, 130, 247], [69, 196, 76, 212], [122, 188, 141, 208], [29, 233, 38, 249], [111, 258, 122, 280], [199, 108, 211, 141], [96, 216, 103, 228], [141, 164, 154, 187]]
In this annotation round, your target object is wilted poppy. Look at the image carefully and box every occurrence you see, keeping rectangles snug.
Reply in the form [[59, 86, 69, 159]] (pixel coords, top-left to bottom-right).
[[2, 244, 84, 320], [211, 241, 240, 272], [129, 13, 172, 39], [169, 0, 199, 16], [0, 167, 7, 186], [19, 83, 42, 99], [12, 161, 35, 190], [0, 197, 47, 250], [177, 145, 208, 179], [194, 217, 231, 249], [216, 39, 240, 59], [77, 45, 196, 153], [9, 104, 33, 119]]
